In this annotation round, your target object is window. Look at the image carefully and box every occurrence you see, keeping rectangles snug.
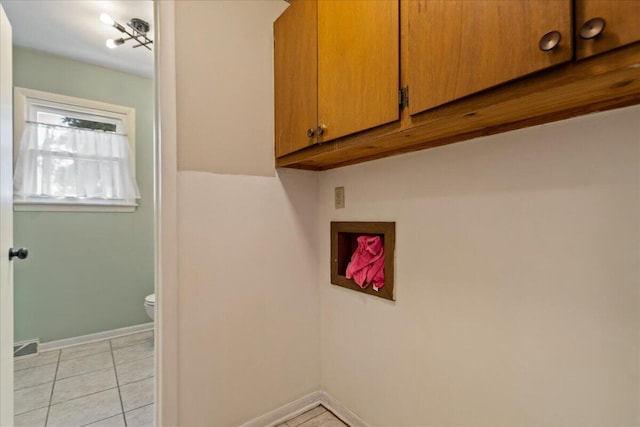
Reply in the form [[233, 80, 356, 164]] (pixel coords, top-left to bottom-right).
[[13, 87, 139, 212]]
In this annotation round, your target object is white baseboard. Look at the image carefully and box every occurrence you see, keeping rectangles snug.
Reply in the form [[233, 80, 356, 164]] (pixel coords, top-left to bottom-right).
[[39, 322, 154, 352], [238, 391, 323, 427], [319, 391, 370, 427], [238, 390, 369, 427]]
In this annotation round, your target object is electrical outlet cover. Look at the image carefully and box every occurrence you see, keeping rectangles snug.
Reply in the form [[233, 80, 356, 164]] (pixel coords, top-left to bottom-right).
[[335, 186, 345, 209]]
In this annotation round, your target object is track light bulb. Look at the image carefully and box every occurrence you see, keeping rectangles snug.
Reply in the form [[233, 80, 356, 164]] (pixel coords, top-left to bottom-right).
[[106, 38, 124, 49], [100, 13, 115, 26]]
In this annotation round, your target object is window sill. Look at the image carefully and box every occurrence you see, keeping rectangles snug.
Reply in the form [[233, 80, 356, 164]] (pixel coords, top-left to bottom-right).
[[14, 200, 138, 213]]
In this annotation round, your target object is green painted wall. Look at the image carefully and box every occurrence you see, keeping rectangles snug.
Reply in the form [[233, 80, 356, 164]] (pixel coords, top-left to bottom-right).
[[13, 47, 154, 343]]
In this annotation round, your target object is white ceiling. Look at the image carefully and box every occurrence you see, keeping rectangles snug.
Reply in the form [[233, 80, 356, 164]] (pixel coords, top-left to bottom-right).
[[0, 0, 154, 78]]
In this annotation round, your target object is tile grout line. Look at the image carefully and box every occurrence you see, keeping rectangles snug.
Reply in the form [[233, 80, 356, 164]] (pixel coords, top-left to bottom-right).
[[14, 360, 58, 373], [79, 412, 125, 427], [57, 350, 112, 363], [45, 386, 121, 409], [14, 334, 152, 425], [14, 379, 55, 392], [14, 350, 107, 374], [63, 337, 154, 360], [14, 337, 152, 375], [77, 401, 154, 427], [119, 373, 154, 388], [49, 353, 152, 384], [113, 353, 155, 369], [14, 402, 49, 417], [109, 339, 128, 427], [110, 336, 154, 351], [122, 402, 154, 418], [44, 350, 61, 427], [14, 335, 152, 368], [14, 362, 116, 391], [52, 364, 116, 382]]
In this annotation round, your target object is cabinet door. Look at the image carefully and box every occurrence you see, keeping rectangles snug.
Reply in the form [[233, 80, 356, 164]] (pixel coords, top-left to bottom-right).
[[407, 0, 572, 115], [274, 0, 318, 158], [575, 0, 640, 60], [317, 1, 399, 142]]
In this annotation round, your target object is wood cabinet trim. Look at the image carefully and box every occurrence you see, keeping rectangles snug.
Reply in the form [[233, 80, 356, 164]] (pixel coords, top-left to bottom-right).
[[277, 43, 640, 170]]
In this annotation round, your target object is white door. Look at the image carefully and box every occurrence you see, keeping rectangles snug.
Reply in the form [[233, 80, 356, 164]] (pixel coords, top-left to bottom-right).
[[0, 5, 12, 426]]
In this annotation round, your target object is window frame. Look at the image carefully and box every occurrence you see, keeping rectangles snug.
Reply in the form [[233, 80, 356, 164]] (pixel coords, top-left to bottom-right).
[[13, 87, 137, 212]]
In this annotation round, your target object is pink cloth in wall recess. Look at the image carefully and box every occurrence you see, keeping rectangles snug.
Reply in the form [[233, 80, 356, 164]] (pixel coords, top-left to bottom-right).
[[345, 235, 385, 291]]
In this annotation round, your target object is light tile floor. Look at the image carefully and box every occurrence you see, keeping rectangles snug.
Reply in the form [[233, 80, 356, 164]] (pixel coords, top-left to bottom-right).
[[278, 405, 348, 427], [14, 331, 154, 427]]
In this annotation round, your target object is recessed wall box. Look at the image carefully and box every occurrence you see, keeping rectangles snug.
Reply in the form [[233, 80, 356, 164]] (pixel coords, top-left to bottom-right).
[[330, 221, 395, 301]]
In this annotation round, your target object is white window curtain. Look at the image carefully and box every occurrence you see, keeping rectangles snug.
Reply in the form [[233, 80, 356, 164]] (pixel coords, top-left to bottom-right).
[[14, 122, 140, 204]]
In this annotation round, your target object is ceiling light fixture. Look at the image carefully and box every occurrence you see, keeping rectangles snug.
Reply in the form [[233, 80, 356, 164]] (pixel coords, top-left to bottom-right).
[[106, 38, 125, 49], [100, 13, 153, 51], [99, 13, 115, 26]]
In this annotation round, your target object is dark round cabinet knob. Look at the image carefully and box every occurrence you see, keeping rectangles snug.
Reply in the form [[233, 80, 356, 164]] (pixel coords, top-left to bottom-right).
[[580, 17, 606, 40], [307, 128, 315, 138], [539, 31, 562, 51], [317, 124, 326, 136], [9, 248, 28, 260]]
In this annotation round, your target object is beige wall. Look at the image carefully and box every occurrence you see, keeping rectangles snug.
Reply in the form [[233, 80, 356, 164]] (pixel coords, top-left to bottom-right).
[[175, 0, 286, 176], [177, 169, 320, 426], [174, 2, 320, 425], [318, 106, 640, 426]]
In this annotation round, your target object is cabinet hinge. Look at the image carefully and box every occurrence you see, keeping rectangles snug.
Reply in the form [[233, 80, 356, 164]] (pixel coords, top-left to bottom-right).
[[399, 86, 409, 109]]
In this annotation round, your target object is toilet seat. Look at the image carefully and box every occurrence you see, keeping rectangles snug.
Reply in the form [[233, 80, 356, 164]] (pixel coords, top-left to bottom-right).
[[144, 294, 155, 306]]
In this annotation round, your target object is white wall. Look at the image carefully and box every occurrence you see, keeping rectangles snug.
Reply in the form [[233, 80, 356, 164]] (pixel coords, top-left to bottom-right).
[[176, 0, 287, 177], [178, 170, 319, 426], [174, 1, 320, 425], [318, 106, 640, 426]]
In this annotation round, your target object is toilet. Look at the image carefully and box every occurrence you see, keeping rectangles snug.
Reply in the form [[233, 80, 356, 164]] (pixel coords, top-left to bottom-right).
[[144, 294, 155, 320]]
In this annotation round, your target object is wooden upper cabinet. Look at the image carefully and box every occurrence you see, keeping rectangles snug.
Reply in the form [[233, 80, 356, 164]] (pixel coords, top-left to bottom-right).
[[406, 0, 573, 115], [274, 0, 317, 158], [575, 0, 640, 60], [317, 1, 399, 143], [274, 0, 399, 157]]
